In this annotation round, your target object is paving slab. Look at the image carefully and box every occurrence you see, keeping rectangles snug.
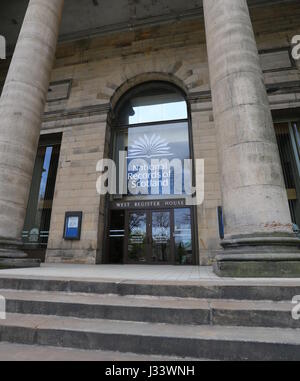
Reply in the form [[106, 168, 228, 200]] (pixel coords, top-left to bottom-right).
[[0, 264, 299, 285]]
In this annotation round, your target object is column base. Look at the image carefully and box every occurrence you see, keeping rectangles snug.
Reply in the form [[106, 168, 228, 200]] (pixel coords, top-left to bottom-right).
[[213, 234, 300, 278], [0, 239, 40, 269]]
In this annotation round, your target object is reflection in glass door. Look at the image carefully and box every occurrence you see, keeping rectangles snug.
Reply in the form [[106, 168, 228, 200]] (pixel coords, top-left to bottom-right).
[[151, 211, 171, 263], [127, 212, 147, 263], [174, 208, 193, 265], [23, 136, 61, 249], [275, 123, 300, 226], [121, 207, 194, 265]]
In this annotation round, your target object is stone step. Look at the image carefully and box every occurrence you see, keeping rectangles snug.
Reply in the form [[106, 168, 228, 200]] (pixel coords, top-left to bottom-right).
[[0, 290, 298, 328], [1, 313, 300, 360], [0, 276, 299, 301], [0, 342, 201, 361], [0, 259, 40, 270]]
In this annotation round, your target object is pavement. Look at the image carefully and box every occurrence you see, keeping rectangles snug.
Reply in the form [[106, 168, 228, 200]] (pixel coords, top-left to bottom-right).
[[0, 264, 299, 285]]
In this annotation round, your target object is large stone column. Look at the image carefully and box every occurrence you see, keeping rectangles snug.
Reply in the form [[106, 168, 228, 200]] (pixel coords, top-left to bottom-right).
[[0, 0, 64, 266], [203, 0, 300, 277]]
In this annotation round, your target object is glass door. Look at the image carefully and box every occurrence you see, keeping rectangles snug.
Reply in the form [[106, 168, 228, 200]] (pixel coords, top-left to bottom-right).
[[123, 207, 194, 265], [126, 212, 148, 263], [174, 208, 193, 265], [150, 211, 172, 263]]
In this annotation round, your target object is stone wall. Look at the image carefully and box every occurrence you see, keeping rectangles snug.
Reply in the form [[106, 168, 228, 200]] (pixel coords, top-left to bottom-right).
[[45, 2, 300, 265], [45, 18, 216, 265], [46, 119, 108, 263]]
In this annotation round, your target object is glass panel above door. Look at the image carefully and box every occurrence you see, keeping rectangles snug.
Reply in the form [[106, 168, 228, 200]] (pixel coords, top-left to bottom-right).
[[116, 82, 188, 125], [114, 121, 191, 199]]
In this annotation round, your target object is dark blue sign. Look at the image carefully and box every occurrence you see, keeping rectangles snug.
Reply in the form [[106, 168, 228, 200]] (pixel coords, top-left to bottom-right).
[[64, 212, 82, 240]]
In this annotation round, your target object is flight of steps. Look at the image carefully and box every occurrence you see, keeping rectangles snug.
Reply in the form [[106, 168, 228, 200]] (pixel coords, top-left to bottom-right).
[[0, 276, 300, 360]]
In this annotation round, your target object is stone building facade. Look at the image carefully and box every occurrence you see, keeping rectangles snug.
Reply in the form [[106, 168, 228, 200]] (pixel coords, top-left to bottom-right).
[[0, 0, 300, 276]]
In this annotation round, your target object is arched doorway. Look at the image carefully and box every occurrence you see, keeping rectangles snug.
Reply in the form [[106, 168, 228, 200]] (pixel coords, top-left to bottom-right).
[[105, 81, 197, 265]]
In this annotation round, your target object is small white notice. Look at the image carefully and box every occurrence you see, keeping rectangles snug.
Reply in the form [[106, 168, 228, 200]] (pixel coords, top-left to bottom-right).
[[68, 217, 79, 229]]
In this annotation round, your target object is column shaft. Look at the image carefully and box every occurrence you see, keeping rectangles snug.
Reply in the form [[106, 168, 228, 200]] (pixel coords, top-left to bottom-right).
[[203, 0, 300, 276], [0, 0, 64, 254]]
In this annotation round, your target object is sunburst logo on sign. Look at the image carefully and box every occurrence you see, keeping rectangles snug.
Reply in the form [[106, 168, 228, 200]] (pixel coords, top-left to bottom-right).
[[128, 134, 173, 159]]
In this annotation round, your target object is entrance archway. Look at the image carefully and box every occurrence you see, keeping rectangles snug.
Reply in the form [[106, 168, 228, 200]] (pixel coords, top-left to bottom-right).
[[105, 81, 197, 265]]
